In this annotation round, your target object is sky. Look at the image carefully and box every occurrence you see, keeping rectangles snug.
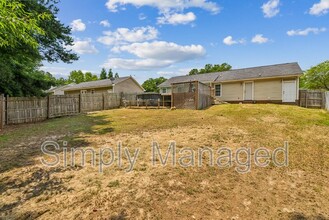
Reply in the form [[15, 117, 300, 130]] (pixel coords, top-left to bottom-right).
[[42, 0, 329, 83]]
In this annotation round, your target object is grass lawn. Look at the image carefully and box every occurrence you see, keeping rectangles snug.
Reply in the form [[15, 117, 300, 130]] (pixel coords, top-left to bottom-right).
[[0, 104, 328, 219]]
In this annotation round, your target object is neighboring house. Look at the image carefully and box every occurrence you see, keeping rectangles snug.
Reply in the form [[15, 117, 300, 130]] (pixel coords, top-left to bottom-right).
[[159, 63, 303, 104], [49, 76, 144, 95], [47, 84, 76, 95]]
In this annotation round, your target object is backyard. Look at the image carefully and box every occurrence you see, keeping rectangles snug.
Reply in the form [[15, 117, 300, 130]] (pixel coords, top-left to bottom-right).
[[0, 104, 328, 219]]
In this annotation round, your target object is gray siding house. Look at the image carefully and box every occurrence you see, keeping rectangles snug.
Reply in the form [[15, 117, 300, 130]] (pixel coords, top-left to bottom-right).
[[159, 63, 303, 104]]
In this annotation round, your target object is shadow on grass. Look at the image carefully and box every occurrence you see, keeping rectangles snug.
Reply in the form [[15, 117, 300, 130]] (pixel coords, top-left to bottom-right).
[[0, 113, 116, 218], [0, 167, 80, 217], [0, 113, 114, 174], [289, 212, 328, 220], [110, 211, 128, 220]]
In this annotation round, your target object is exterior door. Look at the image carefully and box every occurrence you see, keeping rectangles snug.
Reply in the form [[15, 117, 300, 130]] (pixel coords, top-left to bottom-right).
[[244, 82, 253, 100], [282, 81, 296, 102]]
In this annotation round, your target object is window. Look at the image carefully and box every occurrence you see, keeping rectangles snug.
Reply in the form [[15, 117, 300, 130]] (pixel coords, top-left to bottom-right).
[[91, 89, 95, 94], [80, 90, 87, 94], [215, 84, 221, 96], [161, 88, 167, 93]]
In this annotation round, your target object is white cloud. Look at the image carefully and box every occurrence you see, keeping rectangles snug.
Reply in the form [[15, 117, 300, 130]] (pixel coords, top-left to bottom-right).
[[105, 0, 220, 14], [157, 68, 191, 77], [251, 34, 269, 44], [157, 12, 196, 25], [261, 0, 280, 18], [112, 41, 205, 60], [100, 20, 111, 27], [139, 13, 147, 20], [40, 66, 70, 77], [70, 19, 86, 32], [287, 27, 327, 36], [97, 26, 158, 46], [223, 36, 245, 46], [103, 58, 173, 70], [67, 39, 98, 54], [103, 41, 206, 70], [223, 36, 236, 45], [309, 0, 329, 15]]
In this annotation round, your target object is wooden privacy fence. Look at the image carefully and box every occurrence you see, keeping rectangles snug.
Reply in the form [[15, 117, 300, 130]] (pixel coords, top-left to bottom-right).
[[48, 95, 80, 118], [0, 93, 129, 128], [326, 92, 329, 111], [299, 90, 328, 109]]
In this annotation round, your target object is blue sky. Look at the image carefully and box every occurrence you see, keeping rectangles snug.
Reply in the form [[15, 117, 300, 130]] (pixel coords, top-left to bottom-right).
[[42, 0, 329, 83]]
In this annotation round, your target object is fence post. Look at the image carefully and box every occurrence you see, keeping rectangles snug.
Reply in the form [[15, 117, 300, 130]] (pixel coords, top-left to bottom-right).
[[171, 92, 174, 108], [298, 90, 301, 106], [195, 81, 199, 110], [158, 98, 160, 109], [0, 94, 3, 131], [47, 95, 50, 119], [5, 95, 8, 125], [324, 92, 329, 111], [102, 93, 105, 110], [305, 91, 308, 108], [79, 94, 82, 113]]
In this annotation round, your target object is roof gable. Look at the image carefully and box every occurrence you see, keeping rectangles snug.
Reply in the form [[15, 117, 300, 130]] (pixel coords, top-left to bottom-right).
[[63, 76, 131, 91]]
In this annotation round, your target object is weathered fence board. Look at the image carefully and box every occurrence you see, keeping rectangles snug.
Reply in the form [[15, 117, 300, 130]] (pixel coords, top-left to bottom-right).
[[325, 92, 329, 111], [6, 97, 48, 124], [0, 92, 169, 129], [299, 90, 324, 108], [48, 95, 80, 118], [80, 94, 104, 113], [104, 93, 121, 110], [0, 94, 4, 130]]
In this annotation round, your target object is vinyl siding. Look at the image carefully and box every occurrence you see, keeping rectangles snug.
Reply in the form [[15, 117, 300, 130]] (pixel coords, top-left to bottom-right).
[[254, 79, 282, 101], [113, 78, 144, 94], [218, 82, 244, 101]]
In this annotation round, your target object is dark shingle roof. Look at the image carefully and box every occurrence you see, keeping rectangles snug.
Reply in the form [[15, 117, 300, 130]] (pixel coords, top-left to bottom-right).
[[63, 77, 130, 91], [158, 63, 303, 87], [47, 84, 76, 93]]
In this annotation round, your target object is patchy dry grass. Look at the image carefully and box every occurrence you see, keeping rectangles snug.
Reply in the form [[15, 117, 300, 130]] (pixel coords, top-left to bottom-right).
[[0, 104, 328, 219]]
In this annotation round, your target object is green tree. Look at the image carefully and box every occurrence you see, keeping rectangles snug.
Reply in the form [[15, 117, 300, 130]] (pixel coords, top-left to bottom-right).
[[0, 0, 78, 96], [142, 77, 167, 92], [304, 61, 329, 90], [100, 68, 107, 79], [85, 72, 98, 82], [0, 0, 48, 49], [21, 0, 78, 63], [188, 63, 232, 75], [114, 73, 119, 78], [56, 77, 68, 86], [212, 63, 232, 72], [68, 70, 85, 84], [189, 69, 199, 75], [108, 69, 114, 79]]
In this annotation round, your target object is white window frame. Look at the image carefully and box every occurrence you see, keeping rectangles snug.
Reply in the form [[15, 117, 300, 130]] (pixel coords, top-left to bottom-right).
[[214, 84, 222, 97], [161, 88, 167, 94], [243, 81, 254, 101]]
